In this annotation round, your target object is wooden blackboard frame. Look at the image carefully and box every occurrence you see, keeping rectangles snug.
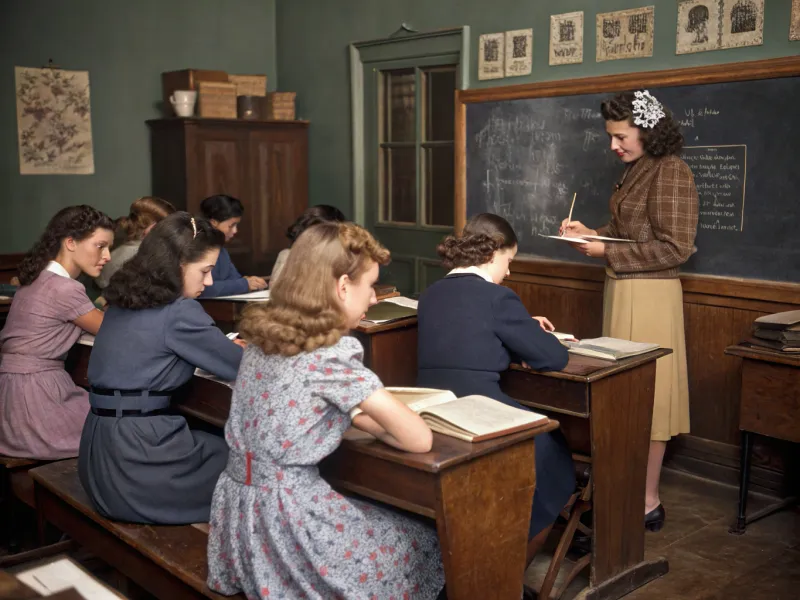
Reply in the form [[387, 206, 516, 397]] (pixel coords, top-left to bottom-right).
[[453, 55, 800, 297]]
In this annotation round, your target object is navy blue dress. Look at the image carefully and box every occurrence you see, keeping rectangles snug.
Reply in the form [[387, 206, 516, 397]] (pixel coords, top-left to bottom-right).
[[417, 273, 575, 538], [199, 247, 249, 298], [78, 298, 243, 524]]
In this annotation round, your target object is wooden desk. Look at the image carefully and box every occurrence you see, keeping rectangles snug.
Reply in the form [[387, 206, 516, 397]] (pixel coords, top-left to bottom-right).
[[501, 349, 672, 600], [194, 301, 419, 387], [67, 344, 556, 600], [724, 343, 800, 534]]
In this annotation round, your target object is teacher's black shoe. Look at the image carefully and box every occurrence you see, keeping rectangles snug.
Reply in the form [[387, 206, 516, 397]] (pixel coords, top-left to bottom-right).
[[522, 585, 539, 600], [645, 504, 666, 532]]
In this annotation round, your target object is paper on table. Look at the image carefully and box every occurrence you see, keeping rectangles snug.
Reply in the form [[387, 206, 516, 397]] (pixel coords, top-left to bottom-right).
[[213, 289, 270, 302], [16, 557, 123, 599], [78, 333, 95, 346], [550, 331, 577, 342], [381, 296, 418, 310], [194, 368, 234, 388]]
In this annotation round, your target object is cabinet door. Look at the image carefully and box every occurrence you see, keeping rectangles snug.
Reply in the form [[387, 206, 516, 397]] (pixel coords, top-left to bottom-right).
[[248, 127, 309, 273], [186, 125, 252, 271]]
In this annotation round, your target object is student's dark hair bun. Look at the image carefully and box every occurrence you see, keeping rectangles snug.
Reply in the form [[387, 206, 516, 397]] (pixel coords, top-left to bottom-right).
[[437, 213, 518, 269]]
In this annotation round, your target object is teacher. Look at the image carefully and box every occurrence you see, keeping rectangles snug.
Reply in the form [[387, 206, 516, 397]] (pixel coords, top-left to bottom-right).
[[561, 90, 699, 532]]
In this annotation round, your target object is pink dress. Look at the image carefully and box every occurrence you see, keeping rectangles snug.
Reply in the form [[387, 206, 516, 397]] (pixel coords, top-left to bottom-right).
[[0, 270, 95, 459]]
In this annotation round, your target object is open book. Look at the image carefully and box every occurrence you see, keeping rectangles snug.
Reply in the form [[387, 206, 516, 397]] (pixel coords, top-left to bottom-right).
[[564, 337, 659, 361], [387, 387, 548, 443], [16, 556, 125, 599]]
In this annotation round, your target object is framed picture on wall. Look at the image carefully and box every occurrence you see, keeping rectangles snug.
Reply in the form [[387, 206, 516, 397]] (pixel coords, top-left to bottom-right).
[[549, 11, 584, 65]]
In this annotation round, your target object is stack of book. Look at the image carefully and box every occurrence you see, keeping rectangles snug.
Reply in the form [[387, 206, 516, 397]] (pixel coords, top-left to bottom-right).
[[748, 310, 800, 353]]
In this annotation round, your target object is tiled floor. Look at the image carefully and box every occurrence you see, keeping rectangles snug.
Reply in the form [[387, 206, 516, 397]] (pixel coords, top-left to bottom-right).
[[526, 468, 800, 599]]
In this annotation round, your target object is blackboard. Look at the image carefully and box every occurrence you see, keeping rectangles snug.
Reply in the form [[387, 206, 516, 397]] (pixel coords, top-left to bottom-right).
[[466, 75, 800, 282]]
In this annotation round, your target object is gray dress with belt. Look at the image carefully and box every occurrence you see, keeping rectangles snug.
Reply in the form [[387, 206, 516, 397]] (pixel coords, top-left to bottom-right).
[[78, 298, 242, 524]]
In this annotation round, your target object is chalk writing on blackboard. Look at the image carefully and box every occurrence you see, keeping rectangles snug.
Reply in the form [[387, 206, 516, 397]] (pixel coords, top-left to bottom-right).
[[682, 145, 746, 232]]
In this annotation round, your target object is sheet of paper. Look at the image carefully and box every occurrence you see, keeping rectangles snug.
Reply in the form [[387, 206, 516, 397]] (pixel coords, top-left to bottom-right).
[[16, 557, 122, 599], [579, 234, 633, 242], [538, 234, 588, 244], [213, 289, 270, 302], [382, 296, 418, 310], [78, 333, 95, 346], [550, 331, 577, 341], [194, 368, 234, 389]]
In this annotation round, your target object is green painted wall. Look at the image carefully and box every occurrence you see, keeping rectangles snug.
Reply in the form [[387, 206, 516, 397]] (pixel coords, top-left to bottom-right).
[[275, 0, 799, 219], [0, 0, 277, 253]]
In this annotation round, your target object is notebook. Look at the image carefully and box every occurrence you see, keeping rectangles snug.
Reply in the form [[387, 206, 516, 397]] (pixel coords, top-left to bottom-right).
[[538, 234, 633, 244], [550, 331, 577, 342], [564, 337, 660, 361], [213, 289, 271, 302], [387, 387, 548, 443], [362, 299, 418, 324]]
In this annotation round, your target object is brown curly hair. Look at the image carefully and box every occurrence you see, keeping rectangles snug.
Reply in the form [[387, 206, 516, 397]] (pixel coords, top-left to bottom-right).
[[601, 91, 684, 157], [18, 205, 114, 285], [437, 213, 518, 269], [239, 222, 390, 356], [115, 196, 176, 243]]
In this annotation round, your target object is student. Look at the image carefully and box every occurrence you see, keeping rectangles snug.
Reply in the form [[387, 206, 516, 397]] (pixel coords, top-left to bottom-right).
[[270, 204, 346, 284], [78, 212, 244, 524], [95, 196, 175, 289], [0, 205, 114, 459], [198, 194, 267, 297], [417, 212, 575, 566], [207, 222, 445, 600], [560, 90, 698, 531]]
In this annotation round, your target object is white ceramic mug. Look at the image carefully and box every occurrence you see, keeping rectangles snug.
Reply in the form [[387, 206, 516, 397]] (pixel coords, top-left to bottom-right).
[[170, 90, 197, 117]]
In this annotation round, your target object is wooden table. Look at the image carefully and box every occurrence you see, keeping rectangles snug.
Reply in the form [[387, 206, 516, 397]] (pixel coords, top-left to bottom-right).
[[67, 344, 557, 600], [724, 343, 800, 535], [501, 349, 672, 600]]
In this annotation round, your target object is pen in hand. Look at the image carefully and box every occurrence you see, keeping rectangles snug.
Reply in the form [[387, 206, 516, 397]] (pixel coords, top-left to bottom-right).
[[561, 192, 577, 236]]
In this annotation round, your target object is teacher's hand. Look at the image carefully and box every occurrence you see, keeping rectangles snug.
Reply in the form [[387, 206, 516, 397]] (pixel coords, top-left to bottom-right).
[[559, 220, 596, 237], [575, 241, 606, 258], [533, 316, 555, 331]]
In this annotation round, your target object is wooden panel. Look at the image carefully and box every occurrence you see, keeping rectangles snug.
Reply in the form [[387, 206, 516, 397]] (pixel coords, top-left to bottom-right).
[[739, 360, 800, 443], [185, 126, 251, 270], [506, 258, 800, 495], [0, 253, 24, 284], [148, 121, 188, 210], [590, 362, 655, 584], [248, 127, 309, 273]]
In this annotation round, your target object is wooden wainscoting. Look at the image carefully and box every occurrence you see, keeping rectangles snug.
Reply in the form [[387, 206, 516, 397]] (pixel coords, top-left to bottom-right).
[[506, 258, 800, 496], [0, 253, 24, 284]]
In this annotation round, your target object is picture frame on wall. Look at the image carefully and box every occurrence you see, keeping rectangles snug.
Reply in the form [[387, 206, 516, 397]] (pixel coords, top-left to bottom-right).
[[549, 11, 584, 65], [478, 32, 505, 80]]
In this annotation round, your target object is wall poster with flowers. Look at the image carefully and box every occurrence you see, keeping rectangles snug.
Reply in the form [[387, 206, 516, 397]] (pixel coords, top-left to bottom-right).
[[15, 66, 95, 175]]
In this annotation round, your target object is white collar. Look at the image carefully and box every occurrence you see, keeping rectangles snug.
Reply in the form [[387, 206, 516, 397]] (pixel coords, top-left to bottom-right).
[[447, 266, 493, 283], [45, 260, 72, 279]]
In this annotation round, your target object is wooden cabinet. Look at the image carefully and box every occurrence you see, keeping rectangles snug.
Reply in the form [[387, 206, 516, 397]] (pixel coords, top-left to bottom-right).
[[147, 118, 309, 274]]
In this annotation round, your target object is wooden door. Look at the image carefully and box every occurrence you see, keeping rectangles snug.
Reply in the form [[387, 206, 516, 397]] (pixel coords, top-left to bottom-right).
[[248, 125, 309, 274], [185, 124, 252, 271]]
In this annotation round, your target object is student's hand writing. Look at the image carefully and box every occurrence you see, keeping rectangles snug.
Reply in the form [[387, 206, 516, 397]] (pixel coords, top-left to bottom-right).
[[246, 276, 267, 291], [559, 220, 595, 237], [233, 338, 248, 349], [533, 316, 555, 331]]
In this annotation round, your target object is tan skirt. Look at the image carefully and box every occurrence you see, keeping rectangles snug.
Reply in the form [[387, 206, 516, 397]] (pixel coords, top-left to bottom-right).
[[602, 270, 690, 441]]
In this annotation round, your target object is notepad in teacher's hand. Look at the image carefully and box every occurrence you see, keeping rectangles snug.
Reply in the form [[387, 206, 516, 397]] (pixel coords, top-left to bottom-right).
[[213, 289, 271, 301], [538, 234, 633, 243]]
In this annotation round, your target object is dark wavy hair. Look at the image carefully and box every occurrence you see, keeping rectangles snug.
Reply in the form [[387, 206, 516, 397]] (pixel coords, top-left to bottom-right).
[[200, 194, 244, 222], [601, 91, 684, 157], [286, 205, 347, 244], [18, 205, 114, 285], [104, 212, 224, 309], [437, 213, 518, 269]]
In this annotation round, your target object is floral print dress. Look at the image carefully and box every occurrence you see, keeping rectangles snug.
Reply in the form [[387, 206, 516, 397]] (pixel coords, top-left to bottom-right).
[[207, 336, 444, 599]]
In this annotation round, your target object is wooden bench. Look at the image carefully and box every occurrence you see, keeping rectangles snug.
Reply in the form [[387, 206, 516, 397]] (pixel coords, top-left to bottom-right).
[[29, 460, 243, 600]]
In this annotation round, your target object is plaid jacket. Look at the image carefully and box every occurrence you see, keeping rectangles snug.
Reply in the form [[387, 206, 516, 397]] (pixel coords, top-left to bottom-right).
[[597, 154, 699, 280]]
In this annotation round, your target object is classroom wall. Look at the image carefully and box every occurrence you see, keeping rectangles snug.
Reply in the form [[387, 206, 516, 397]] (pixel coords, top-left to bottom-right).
[[0, 0, 277, 253], [275, 0, 799, 219]]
